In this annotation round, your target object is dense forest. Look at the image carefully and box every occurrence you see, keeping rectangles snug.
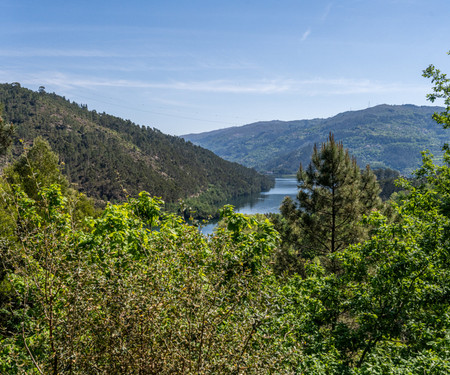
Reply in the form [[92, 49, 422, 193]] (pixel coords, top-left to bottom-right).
[[183, 104, 447, 175], [0, 83, 273, 217], [0, 56, 450, 374]]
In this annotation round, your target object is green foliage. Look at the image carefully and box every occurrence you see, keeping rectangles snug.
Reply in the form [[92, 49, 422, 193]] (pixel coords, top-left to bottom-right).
[[5, 137, 69, 199], [2, 137, 97, 222], [423, 51, 450, 133], [372, 167, 403, 200], [0, 106, 13, 156], [0, 138, 97, 361], [0, 180, 285, 374], [1, 151, 448, 375], [269, 53, 450, 373], [274, 176, 450, 373]]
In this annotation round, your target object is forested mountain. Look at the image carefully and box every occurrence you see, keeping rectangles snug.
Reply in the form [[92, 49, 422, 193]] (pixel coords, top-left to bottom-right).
[[183, 104, 447, 175], [0, 83, 273, 209]]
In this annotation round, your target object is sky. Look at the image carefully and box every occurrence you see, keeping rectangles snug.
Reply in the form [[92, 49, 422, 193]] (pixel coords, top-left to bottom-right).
[[1, 0, 450, 135]]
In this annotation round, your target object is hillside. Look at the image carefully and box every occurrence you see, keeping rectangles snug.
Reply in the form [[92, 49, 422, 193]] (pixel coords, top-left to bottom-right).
[[0, 83, 273, 210], [183, 104, 447, 175]]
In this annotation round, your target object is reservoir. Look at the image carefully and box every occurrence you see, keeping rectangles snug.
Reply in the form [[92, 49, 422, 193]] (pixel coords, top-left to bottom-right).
[[201, 177, 298, 234]]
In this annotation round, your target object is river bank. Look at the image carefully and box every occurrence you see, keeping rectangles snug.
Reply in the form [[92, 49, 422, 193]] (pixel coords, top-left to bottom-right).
[[201, 177, 298, 235]]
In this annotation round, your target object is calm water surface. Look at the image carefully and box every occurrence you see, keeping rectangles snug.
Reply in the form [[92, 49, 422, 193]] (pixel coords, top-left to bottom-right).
[[201, 177, 298, 235]]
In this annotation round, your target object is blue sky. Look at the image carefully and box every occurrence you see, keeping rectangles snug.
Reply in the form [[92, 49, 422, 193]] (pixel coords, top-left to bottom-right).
[[1, 0, 449, 135]]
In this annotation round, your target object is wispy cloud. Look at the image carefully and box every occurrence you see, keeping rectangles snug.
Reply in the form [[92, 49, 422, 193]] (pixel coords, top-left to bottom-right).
[[197, 60, 258, 71], [154, 80, 290, 94], [0, 70, 427, 97], [0, 48, 183, 59], [321, 3, 333, 22], [5, 72, 292, 94], [0, 49, 121, 58], [300, 28, 311, 42], [294, 78, 426, 95]]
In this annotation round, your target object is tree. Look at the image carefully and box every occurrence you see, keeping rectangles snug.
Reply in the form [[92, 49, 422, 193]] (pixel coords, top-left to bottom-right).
[[276, 52, 450, 373], [5, 137, 69, 200], [421, 51, 450, 216], [274, 179, 450, 373], [267, 57, 450, 373], [280, 133, 381, 272], [372, 167, 403, 200], [0, 106, 13, 157], [422, 51, 450, 133], [0, 179, 285, 373]]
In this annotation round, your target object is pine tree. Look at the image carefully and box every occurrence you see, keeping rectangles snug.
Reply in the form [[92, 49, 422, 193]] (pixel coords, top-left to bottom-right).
[[280, 133, 381, 269]]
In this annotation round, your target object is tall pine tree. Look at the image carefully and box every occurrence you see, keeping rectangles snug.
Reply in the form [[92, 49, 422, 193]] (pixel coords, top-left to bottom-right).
[[280, 133, 381, 271]]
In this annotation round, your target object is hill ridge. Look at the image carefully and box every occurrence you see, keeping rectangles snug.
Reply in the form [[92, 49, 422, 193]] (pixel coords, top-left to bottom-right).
[[0, 83, 273, 213], [183, 104, 446, 175]]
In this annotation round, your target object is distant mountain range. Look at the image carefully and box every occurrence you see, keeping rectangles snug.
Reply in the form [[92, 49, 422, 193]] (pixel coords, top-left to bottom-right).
[[0, 83, 273, 210], [183, 105, 447, 176]]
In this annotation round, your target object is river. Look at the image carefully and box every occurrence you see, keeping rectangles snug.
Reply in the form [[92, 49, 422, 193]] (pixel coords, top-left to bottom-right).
[[200, 177, 298, 235]]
